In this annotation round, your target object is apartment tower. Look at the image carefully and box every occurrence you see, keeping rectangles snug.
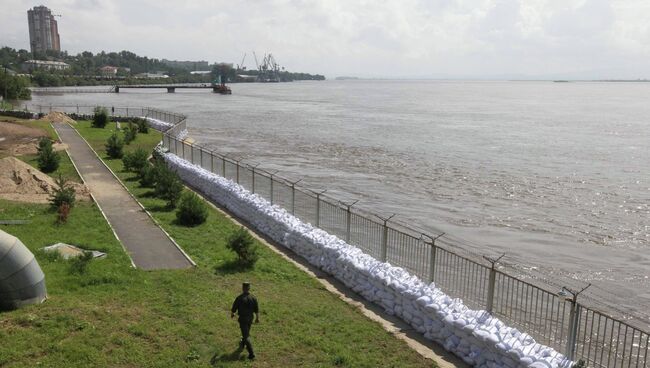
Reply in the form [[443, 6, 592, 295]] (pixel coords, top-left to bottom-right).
[[27, 6, 60, 54]]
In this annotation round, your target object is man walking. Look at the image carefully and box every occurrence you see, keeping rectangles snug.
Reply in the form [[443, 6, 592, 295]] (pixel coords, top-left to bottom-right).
[[231, 282, 259, 360]]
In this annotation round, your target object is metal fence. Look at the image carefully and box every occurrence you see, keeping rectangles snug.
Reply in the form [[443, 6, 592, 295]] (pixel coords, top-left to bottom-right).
[[7, 104, 648, 368]]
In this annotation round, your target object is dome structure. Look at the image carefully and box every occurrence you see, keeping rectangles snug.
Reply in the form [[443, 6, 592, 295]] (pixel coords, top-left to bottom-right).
[[0, 229, 47, 310]]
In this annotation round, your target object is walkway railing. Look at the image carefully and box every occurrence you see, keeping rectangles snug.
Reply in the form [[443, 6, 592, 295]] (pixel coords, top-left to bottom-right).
[[5, 104, 648, 368]]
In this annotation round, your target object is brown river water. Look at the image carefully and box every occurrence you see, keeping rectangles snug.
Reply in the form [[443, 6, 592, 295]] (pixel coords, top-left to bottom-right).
[[28, 80, 650, 327]]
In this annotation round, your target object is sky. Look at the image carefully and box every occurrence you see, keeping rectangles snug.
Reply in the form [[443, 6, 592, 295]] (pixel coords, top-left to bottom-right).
[[1, 0, 649, 79]]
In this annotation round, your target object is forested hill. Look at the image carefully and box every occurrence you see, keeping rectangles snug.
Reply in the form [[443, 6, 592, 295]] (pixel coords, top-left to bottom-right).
[[0, 47, 324, 86]]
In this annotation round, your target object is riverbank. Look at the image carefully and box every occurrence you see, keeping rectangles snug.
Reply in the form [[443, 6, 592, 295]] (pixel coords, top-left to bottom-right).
[[0, 116, 438, 367]]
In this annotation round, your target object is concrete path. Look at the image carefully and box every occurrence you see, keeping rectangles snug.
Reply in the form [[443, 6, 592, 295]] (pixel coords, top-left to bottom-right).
[[53, 123, 193, 270]]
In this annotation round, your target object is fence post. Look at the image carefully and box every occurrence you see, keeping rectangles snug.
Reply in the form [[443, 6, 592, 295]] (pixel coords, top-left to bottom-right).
[[235, 159, 241, 184], [561, 284, 591, 361], [211, 150, 214, 173], [425, 233, 445, 284], [126, 107, 129, 117], [191, 144, 194, 164], [251, 164, 259, 193], [76, 105, 79, 114], [200, 147, 203, 168], [315, 190, 327, 227], [344, 200, 359, 243], [379, 214, 396, 262], [269, 174, 274, 204], [175, 138, 178, 155], [290, 179, 302, 215], [182, 141, 186, 160], [483, 253, 505, 314], [222, 156, 226, 177], [267, 170, 278, 204]]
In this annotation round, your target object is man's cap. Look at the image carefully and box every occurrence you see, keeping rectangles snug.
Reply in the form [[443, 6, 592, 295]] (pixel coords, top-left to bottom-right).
[[242, 282, 251, 287]]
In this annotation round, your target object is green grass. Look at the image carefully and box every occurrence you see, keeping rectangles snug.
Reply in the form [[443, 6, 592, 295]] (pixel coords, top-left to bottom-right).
[[17, 151, 82, 183], [0, 121, 438, 368]]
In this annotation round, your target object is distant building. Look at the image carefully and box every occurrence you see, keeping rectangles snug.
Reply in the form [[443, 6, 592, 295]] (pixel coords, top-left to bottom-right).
[[100, 66, 118, 76], [27, 6, 61, 54], [22, 60, 69, 71]]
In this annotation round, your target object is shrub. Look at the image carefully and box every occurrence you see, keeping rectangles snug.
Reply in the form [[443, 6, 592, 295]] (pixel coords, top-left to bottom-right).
[[68, 251, 93, 275], [92, 106, 109, 128], [176, 191, 208, 226], [135, 118, 149, 133], [122, 147, 149, 173], [37, 137, 60, 173], [123, 122, 138, 145], [226, 227, 259, 267], [105, 132, 124, 159], [49, 175, 76, 210], [138, 165, 157, 187], [154, 163, 183, 207]]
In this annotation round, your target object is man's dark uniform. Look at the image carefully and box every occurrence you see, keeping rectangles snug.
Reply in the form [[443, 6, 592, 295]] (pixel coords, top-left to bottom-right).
[[231, 285, 258, 359]]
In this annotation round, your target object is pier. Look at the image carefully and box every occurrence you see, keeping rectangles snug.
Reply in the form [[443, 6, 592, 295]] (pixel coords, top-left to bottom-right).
[[113, 84, 231, 94]]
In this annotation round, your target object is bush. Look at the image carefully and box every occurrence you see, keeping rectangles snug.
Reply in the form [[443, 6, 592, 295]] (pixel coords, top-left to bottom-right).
[[226, 227, 259, 267], [68, 251, 93, 275], [123, 122, 138, 145], [122, 147, 149, 173], [135, 118, 149, 133], [49, 175, 76, 210], [105, 132, 124, 159], [37, 137, 60, 173], [175, 192, 208, 226], [138, 165, 157, 187], [154, 163, 183, 207], [92, 106, 109, 128]]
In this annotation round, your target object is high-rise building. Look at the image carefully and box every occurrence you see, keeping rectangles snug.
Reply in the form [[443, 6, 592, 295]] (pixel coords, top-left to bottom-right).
[[27, 6, 61, 54]]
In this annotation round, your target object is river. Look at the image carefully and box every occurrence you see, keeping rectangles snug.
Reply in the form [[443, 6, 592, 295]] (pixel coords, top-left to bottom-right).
[[27, 80, 650, 327]]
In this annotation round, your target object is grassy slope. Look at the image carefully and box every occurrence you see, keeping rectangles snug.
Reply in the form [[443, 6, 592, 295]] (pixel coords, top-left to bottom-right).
[[0, 121, 436, 368]]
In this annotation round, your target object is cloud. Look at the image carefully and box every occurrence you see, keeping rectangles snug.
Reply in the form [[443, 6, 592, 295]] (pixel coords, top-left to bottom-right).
[[1, 0, 649, 78]]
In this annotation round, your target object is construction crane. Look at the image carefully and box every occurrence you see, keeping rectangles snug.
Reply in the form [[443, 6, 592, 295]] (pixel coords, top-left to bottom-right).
[[252, 51, 260, 70], [237, 53, 246, 71]]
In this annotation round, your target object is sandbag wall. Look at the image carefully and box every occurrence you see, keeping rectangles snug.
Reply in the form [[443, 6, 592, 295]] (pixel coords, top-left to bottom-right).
[[160, 149, 573, 368]]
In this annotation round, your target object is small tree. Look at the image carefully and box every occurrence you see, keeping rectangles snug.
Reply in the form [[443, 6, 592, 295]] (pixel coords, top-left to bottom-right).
[[105, 132, 124, 159], [122, 147, 149, 173], [57, 202, 71, 224], [135, 118, 149, 133], [138, 165, 157, 187], [68, 251, 93, 275], [154, 163, 183, 207], [37, 137, 60, 173], [92, 106, 109, 128], [226, 227, 259, 267], [49, 175, 76, 210], [176, 191, 208, 226], [123, 122, 138, 145]]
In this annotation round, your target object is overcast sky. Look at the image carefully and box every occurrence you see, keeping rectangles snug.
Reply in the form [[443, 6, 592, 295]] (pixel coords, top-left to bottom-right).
[[1, 0, 649, 79]]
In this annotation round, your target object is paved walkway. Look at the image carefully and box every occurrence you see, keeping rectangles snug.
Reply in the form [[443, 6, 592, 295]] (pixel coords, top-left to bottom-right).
[[54, 123, 193, 270]]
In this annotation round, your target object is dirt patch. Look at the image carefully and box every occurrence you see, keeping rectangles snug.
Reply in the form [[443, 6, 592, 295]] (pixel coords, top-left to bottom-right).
[[0, 121, 48, 156], [0, 157, 91, 203], [40, 111, 76, 125]]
